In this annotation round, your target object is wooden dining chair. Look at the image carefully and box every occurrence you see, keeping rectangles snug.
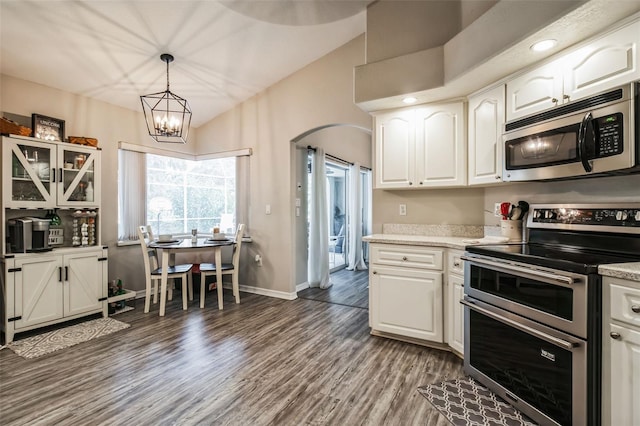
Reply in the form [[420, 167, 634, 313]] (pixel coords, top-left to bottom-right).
[[199, 223, 245, 309], [137, 225, 193, 313]]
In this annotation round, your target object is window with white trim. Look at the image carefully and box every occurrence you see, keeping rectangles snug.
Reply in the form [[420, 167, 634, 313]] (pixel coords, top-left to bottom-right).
[[118, 150, 242, 241]]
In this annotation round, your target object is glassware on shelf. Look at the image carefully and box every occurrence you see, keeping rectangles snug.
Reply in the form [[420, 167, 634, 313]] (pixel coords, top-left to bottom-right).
[[72, 210, 98, 246]]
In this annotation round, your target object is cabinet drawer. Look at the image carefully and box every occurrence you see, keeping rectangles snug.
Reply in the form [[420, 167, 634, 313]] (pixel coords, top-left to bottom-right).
[[610, 281, 640, 328], [447, 249, 464, 276], [370, 244, 443, 270]]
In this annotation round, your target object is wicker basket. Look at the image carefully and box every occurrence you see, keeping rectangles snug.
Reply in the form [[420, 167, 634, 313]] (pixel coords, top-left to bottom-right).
[[1, 117, 31, 136], [68, 136, 98, 147]]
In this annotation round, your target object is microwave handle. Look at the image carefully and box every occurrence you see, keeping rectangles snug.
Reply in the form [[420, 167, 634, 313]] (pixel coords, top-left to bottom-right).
[[578, 112, 594, 172]]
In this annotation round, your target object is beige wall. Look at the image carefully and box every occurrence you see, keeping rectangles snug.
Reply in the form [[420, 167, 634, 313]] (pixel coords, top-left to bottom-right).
[[0, 73, 196, 293], [195, 35, 371, 296]]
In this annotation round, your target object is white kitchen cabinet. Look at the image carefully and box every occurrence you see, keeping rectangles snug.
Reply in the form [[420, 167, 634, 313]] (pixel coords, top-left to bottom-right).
[[3, 248, 108, 343], [602, 276, 640, 426], [446, 249, 465, 356], [2, 135, 100, 208], [369, 244, 444, 343], [506, 18, 640, 122], [374, 102, 466, 189], [467, 85, 505, 185]]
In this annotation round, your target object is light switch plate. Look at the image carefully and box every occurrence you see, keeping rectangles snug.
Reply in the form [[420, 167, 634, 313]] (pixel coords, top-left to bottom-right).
[[494, 203, 502, 217], [266, 204, 271, 215], [399, 204, 407, 216]]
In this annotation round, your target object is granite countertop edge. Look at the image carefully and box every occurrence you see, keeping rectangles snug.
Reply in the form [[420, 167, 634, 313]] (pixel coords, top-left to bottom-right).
[[599, 263, 640, 282], [363, 234, 473, 250]]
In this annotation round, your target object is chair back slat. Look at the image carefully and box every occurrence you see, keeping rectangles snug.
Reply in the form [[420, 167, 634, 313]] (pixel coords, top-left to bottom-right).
[[137, 225, 158, 276], [232, 224, 245, 267]]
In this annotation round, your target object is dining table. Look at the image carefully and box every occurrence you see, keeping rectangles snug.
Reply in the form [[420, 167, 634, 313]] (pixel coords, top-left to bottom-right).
[[149, 237, 234, 316]]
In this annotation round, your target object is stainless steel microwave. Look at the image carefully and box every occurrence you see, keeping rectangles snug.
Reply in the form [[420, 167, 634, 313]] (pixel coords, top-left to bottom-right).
[[503, 82, 639, 182]]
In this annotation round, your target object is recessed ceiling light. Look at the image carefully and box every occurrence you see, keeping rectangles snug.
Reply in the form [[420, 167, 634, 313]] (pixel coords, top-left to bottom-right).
[[530, 39, 557, 52], [402, 96, 417, 104]]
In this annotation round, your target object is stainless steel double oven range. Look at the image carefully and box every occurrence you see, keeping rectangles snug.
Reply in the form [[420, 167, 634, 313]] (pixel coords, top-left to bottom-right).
[[462, 204, 640, 426]]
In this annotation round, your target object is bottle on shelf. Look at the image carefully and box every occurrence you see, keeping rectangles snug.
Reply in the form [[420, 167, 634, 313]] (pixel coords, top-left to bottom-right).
[[85, 180, 94, 202]]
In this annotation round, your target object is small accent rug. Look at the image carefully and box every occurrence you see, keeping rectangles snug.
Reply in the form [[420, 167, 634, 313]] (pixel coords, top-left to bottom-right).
[[418, 377, 536, 426], [7, 317, 130, 359]]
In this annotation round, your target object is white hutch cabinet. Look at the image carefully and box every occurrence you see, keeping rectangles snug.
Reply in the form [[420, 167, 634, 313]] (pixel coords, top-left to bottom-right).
[[1, 135, 107, 344]]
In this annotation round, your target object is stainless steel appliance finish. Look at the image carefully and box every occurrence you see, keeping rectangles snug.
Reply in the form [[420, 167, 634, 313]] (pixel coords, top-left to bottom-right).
[[463, 203, 640, 426], [7, 217, 51, 253], [503, 82, 639, 182]]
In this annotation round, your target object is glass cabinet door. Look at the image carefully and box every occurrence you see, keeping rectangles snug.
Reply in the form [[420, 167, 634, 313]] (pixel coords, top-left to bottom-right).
[[3, 138, 56, 208], [57, 146, 100, 206]]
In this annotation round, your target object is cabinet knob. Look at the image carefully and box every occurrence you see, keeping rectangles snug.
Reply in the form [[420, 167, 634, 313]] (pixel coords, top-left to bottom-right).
[[402, 256, 408, 261], [631, 305, 640, 314], [495, 175, 501, 180], [419, 181, 423, 185], [453, 261, 461, 267], [563, 94, 570, 101], [610, 332, 622, 340], [372, 271, 377, 275], [551, 97, 558, 104], [409, 181, 413, 186]]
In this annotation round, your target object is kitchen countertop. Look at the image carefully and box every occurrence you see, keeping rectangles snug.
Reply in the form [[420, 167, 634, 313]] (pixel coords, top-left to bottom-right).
[[599, 263, 640, 282], [363, 234, 478, 251]]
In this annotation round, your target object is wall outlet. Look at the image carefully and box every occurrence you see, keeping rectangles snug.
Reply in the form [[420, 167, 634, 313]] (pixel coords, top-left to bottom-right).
[[494, 202, 502, 217], [399, 204, 407, 216]]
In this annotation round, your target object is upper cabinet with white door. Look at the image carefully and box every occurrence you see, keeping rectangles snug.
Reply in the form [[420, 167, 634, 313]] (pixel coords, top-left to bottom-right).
[[374, 102, 466, 189], [507, 18, 640, 122], [2, 135, 101, 208], [467, 84, 505, 185]]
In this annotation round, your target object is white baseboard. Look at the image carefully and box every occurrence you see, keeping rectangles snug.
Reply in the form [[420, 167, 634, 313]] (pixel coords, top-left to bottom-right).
[[296, 281, 310, 292], [237, 284, 298, 300], [129, 283, 298, 301]]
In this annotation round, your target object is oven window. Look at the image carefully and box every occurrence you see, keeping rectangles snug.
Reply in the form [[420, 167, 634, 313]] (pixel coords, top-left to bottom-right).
[[469, 309, 572, 425], [505, 123, 578, 170], [470, 265, 573, 320]]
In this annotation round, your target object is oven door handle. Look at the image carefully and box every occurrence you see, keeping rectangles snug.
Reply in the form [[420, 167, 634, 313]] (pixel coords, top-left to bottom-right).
[[461, 299, 579, 351], [461, 256, 579, 286]]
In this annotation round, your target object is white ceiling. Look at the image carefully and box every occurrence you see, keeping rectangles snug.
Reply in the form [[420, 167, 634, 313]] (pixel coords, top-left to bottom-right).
[[0, 1, 368, 127]]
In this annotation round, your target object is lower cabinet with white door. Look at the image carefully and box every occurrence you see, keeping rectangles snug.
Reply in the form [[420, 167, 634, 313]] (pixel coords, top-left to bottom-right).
[[369, 244, 444, 344], [602, 276, 640, 426], [446, 249, 465, 356], [1, 247, 108, 343]]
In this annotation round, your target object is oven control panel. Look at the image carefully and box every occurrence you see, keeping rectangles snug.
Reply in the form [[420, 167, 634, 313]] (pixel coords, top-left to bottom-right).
[[530, 205, 640, 230]]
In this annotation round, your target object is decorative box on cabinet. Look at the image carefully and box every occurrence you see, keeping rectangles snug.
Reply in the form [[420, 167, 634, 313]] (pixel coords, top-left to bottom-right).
[[2, 135, 101, 208], [602, 276, 640, 426], [374, 102, 466, 189], [445, 249, 465, 356], [467, 85, 505, 186], [1, 247, 108, 343], [506, 18, 640, 121], [369, 244, 444, 344]]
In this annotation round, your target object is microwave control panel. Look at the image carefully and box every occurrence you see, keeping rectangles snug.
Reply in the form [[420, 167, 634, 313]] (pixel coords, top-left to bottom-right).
[[595, 113, 623, 158]]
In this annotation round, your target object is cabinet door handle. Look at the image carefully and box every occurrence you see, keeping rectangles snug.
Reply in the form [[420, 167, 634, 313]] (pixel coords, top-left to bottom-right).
[[610, 332, 622, 340], [58, 266, 62, 282], [551, 97, 558, 104], [52, 168, 56, 183], [59, 168, 62, 183], [563, 94, 570, 101], [631, 305, 640, 314], [65, 266, 68, 281]]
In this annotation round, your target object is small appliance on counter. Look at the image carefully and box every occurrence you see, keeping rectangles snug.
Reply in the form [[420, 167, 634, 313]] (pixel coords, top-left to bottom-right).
[[7, 217, 52, 253]]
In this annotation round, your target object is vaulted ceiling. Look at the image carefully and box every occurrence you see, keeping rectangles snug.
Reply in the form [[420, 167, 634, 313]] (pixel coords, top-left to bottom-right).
[[0, 1, 368, 127]]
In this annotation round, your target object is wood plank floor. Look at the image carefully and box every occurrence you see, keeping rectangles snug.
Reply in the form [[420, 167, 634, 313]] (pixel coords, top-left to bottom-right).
[[297, 267, 369, 309], [0, 291, 464, 425]]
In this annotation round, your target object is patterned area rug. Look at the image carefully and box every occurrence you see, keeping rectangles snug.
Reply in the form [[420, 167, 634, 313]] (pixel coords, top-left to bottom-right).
[[418, 377, 537, 426], [7, 317, 130, 359]]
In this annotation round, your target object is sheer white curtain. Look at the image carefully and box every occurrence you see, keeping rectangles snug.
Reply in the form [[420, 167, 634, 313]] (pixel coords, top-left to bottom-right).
[[346, 163, 367, 271], [118, 149, 146, 241], [308, 148, 331, 289]]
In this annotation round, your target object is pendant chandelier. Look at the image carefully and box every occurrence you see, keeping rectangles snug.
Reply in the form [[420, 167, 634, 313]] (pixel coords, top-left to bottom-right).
[[140, 53, 192, 143]]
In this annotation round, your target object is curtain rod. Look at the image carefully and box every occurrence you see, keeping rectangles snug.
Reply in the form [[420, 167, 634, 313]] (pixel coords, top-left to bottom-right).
[[306, 145, 371, 170]]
